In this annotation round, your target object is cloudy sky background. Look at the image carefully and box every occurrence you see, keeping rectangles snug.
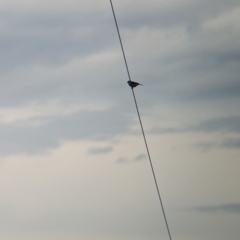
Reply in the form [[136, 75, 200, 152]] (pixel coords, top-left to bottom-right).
[[0, 0, 240, 239]]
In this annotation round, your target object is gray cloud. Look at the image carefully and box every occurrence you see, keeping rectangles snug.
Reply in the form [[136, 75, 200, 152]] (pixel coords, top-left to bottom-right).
[[182, 75, 240, 102], [0, 0, 238, 112], [221, 138, 240, 148], [151, 115, 240, 150], [151, 116, 240, 136], [88, 146, 113, 155], [0, 6, 113, 73], [195, 142, 216, 151], [135, 153, 147, 161], [116, 0, 239, 30], [196, 137, 240, 151], [116, 154, 147, 164], [0, 107, 133, 155], [0, 1, 239, 240], [114, 0, 240, 92], [150, 127, 180, 135], [192, 116, 240, 133], [116, 157, 129, 164], [193, 203, 240, 214]]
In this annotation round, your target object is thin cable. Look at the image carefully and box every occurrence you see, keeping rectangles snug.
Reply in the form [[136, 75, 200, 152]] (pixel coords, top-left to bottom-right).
[[131, 88, 172, 240], [109, 1, 173, 240], [109, 0, 131, 80]]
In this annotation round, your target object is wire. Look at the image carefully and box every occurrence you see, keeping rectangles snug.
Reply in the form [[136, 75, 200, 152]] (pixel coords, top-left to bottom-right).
[[109, 1, 173, 240], [109, 0, 131, 80], [131, 89, 172, 240]]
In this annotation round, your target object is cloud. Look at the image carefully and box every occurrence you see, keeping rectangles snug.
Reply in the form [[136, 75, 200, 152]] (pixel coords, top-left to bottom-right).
[[151, 115, 240, 135], [115, 0, 240, 30], [195, 142, 216, 151], [0, 107, 133, 155], [220, 138, 240, 149], [0, 1, 239, 240], [150, 127, 180, 135], [195, 137, 240, 151], [0, 47, 127, 107], [182, 78, 240, 101], [193, 203, 240, 214], [151, 115, 240, 150], [192, 116, 240, 133], [0, 11, 112, 74], [135, 153, 147, 161], [0, 0, 238, 132], [88, 146, 113, 155], [116, 157, 129, 164], [116, 154, 147, 164]]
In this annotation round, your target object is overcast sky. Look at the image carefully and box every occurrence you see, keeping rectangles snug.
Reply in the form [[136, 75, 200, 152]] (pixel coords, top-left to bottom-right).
[[0, 0, 240, 239]]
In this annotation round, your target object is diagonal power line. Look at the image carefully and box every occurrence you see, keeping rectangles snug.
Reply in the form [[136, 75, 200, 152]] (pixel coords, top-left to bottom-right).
[[109, 1, 173, 240]]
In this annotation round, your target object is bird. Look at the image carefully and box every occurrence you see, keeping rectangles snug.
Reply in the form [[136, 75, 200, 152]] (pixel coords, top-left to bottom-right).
[[127, 80, 143, 88]]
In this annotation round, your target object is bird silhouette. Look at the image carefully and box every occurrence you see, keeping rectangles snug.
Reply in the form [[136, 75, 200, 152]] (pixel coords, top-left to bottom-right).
[[127, 80, 143, 88]]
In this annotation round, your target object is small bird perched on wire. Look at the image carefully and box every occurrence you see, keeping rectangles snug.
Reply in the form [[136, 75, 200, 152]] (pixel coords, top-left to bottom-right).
[[127, 80, 143, 88]]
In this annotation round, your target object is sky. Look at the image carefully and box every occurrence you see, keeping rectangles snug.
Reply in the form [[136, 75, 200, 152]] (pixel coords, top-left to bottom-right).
[[0, 0, 240, 239]]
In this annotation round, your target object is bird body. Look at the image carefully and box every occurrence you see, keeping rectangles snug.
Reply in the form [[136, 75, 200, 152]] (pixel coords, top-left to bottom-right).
[[127, 80, 143, 88]]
